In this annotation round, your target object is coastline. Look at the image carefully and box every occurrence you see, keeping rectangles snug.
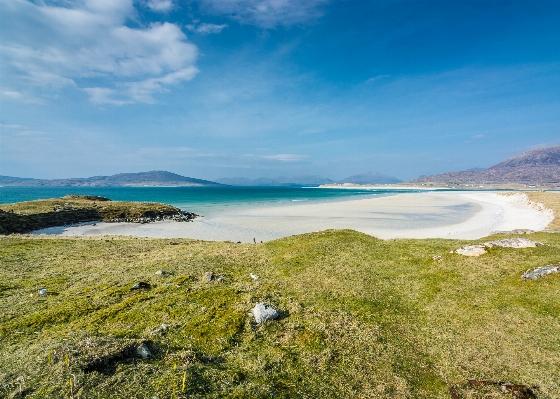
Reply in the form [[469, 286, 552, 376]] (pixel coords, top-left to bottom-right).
[[32, 191, 552, 242]]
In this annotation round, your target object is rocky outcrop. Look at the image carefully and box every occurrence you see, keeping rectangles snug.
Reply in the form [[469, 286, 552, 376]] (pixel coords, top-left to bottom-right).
[[0, 196, 198, 235]]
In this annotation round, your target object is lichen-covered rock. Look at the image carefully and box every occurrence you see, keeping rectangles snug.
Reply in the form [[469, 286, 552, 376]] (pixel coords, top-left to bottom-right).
[[253, 303, 279, 324], [483, 238, 541, 248], [522, 265, 559, 280], [455, 245, 486, 257]]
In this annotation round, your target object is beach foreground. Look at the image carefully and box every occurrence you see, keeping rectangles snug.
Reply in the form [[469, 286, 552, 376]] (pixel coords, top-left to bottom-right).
[[34, 192, 553, 242]]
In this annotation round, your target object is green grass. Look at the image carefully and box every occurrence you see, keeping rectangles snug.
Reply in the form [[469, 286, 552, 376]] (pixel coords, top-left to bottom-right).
[[1, 230, 559, 398]]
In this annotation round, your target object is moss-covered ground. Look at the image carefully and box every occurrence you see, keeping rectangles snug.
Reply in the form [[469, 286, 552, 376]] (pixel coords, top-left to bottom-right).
[[0, 228, 559, 398]]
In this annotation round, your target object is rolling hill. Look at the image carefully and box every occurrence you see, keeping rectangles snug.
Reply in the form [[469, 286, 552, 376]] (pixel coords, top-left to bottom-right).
[[410, 146, 560, 185]]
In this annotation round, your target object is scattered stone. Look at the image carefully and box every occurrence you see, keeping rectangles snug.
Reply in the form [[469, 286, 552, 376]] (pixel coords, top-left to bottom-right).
[[135, 344, 152, 359], [37, 288, 47, 295], [204, 272, 215, 283], [150, 324, 169, 335], [522, 265, 560, 280], [217, 277, 223, 283], [491, 229, 534, 235], [431, 255, 442, 261], [483, 238, 541, 248], [253, 303, 279, 324], [250, 273, 260, 280], [455, 245, 487, 257], [131, 282, 151, 290], [155, 270, 167, 275]]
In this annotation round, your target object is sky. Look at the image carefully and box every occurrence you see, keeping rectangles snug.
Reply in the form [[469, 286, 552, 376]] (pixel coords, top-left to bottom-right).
[[1, 0, 559, 181]]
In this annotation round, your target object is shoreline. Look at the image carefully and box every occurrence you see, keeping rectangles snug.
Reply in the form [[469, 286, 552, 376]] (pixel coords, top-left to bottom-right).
[[32, 191, 553, 242]]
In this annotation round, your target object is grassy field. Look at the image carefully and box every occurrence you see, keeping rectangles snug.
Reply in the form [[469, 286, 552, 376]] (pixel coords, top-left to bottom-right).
[[0, 229, 559, 398]]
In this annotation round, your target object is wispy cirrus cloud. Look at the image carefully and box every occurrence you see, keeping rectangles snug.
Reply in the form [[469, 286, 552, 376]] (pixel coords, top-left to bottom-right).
[[197, 0, 329, 28], [0, 0, 198, 105], [261, 153, 308, 162], [186, 22, 229, 35], [146, 0, 174, 13]]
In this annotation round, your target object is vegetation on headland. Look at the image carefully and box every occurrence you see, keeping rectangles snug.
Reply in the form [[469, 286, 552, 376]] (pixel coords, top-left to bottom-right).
[[0, 195, 196, 235], [0, 193, 558, 398]]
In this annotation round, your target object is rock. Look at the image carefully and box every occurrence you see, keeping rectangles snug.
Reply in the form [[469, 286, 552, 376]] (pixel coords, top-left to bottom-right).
[[253, 303, 279, 324], [37, 288, 47, 295], [131, 282, 151, 290], [431, 255, 442, 261], [155, 270, 166, 275], [522, 265, 560, 280], [455, 245, 486, 257], [483, 238, 541, 248], [135, 344, 152, 359], [204, 272, 215, 283], [250, 273, 260, 280], [150, 324, 169, 335]]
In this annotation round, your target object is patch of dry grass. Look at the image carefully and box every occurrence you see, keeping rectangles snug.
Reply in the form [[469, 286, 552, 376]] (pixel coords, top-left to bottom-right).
[[525, 192, 560, 230], [0, 230, 559, 398]]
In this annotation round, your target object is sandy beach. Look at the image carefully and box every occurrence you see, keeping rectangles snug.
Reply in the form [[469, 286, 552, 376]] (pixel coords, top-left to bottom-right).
[[33, 191, 552, 242]]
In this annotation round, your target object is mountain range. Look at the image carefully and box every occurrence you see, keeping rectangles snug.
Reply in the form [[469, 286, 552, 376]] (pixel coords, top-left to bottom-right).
[[0, 171, 223, 187], [214, 172, 402, 186], [1, 171, 403, 187], [410, 146, 560, 185]]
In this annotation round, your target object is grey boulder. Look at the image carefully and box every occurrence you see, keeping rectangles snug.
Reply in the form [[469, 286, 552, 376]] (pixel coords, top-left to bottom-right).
[[253, 303, 279, 324], [522, 265, 559, 280]]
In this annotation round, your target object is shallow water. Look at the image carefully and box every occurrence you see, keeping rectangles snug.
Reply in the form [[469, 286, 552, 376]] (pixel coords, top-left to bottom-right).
[[0, 186, 425, 217]]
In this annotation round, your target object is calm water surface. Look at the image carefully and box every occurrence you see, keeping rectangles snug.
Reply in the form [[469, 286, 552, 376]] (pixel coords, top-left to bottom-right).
[[0, 186, 426, 217]]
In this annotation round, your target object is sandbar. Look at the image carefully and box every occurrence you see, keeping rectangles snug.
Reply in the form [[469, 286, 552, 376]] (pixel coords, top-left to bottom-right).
[[33, 192, 552, 242]]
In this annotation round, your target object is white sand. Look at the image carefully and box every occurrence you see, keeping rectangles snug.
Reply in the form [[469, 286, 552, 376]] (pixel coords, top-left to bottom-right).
[[33, 192, 552, 242]]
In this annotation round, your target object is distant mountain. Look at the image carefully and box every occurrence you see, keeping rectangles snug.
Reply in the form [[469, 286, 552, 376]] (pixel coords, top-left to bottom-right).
[[338, 172, 402, 184], [0, 171, 223, 187], [410, 146, 560, 185], [215, 175, 334, 187]]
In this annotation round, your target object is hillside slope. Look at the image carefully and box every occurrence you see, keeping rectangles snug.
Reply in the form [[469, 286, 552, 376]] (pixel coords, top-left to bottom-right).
[[0, 171, 223, 187], [411, 146, 560, 185]]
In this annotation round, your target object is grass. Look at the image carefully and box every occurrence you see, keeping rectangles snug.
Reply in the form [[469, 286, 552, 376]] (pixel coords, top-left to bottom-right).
[[1, 230, 559, 398], [525, 192, 560, 230], [0, 196, 184, 234]]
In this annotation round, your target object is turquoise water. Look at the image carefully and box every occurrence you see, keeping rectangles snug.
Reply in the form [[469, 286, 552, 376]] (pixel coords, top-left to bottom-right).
[[0, 186, 424, 217]]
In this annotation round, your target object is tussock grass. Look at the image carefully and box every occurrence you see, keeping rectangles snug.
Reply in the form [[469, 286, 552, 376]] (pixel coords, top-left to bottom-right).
[[1, 230, 559, 398]]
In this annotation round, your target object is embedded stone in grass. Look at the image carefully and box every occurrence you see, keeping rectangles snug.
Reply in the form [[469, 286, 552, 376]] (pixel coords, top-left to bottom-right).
[[483, 238, 541, 248], [204, 272, 215, 282], [150, 324, 169, 335], [135, 344, 152, 359], [253, 303, 279, 324], [37, 288, 47, 295], [522, 265, 560, 280], [155, 270, 167, 275], [131, 282, 151, 290], [250, 273, 260, 280], [455, 245, 486, 257]]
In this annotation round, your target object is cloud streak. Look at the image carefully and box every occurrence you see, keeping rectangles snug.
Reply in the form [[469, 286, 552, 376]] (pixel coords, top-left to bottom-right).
[[197, 0, 329, 28]]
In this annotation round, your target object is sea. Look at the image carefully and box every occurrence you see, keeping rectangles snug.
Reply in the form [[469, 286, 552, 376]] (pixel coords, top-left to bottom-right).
[[0, 186, 425, 217]]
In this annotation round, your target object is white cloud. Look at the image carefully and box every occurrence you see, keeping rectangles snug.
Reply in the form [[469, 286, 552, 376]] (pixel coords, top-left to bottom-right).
[[0, 90, 43, 104], [0, 124, 24, 129], [186, 23, 229, 34], [147, 0, 174, 12], [0, 0, 198, 105], [262, 153, 307, 161], [472, 134, 484, 139], [365, 74, 390, 84], [198, 0, 328, 28]]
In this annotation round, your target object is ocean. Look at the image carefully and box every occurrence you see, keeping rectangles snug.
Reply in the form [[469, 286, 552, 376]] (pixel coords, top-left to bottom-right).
[[0, 186, 425, 217]]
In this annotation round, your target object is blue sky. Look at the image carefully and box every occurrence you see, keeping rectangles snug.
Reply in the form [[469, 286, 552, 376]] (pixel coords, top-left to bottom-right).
[[1, 0, 559, 181]]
